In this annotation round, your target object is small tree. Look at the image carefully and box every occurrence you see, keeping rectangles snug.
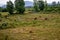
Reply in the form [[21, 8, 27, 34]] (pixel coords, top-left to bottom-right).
[[34, 3, 39, 12], [44, 0, 47, 11], [15, 0, 25, 14], [57, 1, 60, 7], [57, 1, 60, 11], [38, 1, 44, 11], [7, 0, 14, 14], [33, 0, 39, 12], [52, 1, 56, 7]]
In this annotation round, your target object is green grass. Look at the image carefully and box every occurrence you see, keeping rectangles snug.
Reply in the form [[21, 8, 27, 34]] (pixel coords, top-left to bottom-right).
[[0, 12, 60, 40]]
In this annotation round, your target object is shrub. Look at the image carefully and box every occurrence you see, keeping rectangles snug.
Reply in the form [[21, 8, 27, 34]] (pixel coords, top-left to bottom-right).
[[0, 7, 2, 12], [2, 8, 8, 12], [0, 23, 8, 29]]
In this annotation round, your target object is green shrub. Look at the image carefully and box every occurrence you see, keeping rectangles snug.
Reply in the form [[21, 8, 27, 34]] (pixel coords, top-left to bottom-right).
[[2, 8, 8, 12], [0, 23, 8, 29], [0, 22, 17, 29]]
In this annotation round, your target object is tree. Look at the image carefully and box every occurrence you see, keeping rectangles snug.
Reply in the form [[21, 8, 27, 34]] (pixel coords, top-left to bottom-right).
[[57, 1, 60, 7], [33, 0, 39, 12], [15, 0, 25, 14], [7, 0, 14, 14], [52, 1, 56, 6], [44, 0, 47, 11], [34, 3, 39, 12], [57, 1, 60, 11], [38, 1, 44, 10]]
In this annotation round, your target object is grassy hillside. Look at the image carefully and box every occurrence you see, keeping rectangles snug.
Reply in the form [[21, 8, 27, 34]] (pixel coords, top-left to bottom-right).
[[0, 12, 60, 40]]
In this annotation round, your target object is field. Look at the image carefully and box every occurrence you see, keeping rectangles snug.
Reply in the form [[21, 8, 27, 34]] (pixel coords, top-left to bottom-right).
[[0, 12, 60, 40]]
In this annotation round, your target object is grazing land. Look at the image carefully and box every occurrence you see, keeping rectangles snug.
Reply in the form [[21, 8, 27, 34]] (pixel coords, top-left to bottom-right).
[[0, 12, 60, 40]]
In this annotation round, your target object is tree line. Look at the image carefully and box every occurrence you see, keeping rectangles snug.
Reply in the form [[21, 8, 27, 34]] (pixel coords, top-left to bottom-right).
[[7, 0, 25, 14], [0, 0, 60, 14]]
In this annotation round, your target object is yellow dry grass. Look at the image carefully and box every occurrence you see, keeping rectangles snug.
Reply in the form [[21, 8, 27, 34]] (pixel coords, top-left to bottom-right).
[[0, 12, 60, 40]]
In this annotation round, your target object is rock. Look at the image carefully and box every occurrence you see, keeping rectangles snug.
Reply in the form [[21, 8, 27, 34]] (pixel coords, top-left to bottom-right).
[[45, 18, 48, 20], [29, 31, 33, 33], [34, 17, 37, 20]]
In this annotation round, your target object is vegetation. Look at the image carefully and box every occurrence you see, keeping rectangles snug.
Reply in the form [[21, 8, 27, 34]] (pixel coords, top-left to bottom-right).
[[0, 0, 60, 40], [0, 7, 2, 12], [0, 7, 7, 12], [38, 1, 44, 11], [7, 0, 14, 14], [0, 0, 59, 13], [15, 0, 25, 14], [34, 3, 39, 12], [33, 1, 45, 12], [0, 12, 60, 40]]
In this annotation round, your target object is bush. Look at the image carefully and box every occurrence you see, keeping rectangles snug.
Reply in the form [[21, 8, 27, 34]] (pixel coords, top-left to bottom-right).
[[2, 8, 8, 12], [0, 7, 2, 12], [0, 22, 17, 29], [0, 23, 8, 29]]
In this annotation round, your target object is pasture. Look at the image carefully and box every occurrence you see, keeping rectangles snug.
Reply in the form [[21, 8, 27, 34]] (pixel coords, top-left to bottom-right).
[[0, 12, 60, 40]]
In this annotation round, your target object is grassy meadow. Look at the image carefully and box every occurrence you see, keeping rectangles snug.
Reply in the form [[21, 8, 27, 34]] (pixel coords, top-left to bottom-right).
[[0, 12, 60, 40]]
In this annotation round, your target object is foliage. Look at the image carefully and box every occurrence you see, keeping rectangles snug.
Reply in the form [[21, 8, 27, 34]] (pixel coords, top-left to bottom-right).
[[7, 0, 14, 14], [0, 7, 2, 12], [15, 0, 25, 14], [38, 1, 44, 11], [0, 7, 8, 12], [0, 22, 8, 29], [34, 3, 39, 12], [52, 1, 56, 6]]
